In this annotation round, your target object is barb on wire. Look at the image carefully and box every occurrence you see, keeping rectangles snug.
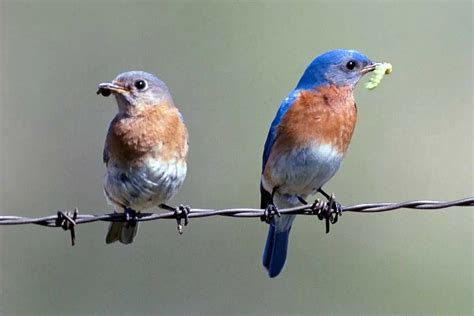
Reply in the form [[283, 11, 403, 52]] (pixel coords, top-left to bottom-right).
[[55, 208, 78, 246], [0, 197, 472, 245]]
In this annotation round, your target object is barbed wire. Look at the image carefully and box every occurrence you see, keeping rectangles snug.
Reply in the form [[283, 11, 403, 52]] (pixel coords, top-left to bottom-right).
[[0, 197, 472, 246]]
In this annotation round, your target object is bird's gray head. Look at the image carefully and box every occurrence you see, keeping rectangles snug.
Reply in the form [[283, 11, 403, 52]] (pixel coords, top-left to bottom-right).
[[97, 71, 173, 112]]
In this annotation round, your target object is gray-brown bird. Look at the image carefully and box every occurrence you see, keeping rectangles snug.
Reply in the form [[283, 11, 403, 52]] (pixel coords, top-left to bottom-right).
[[97, 71, 188, 244]]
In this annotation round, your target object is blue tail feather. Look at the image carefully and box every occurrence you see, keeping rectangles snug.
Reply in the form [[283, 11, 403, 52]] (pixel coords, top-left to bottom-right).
[[263, 224, 291, 278]]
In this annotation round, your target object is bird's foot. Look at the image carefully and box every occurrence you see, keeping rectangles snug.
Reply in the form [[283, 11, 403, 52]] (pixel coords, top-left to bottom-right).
[[326, 193, 342, 223], [316, 189, 343, 234], [161, 203, 190, 234], [261, 186, 281, 224], [260, 203, 281, 224], [124, 207, 138, 228], [175, 204, 190, 235]]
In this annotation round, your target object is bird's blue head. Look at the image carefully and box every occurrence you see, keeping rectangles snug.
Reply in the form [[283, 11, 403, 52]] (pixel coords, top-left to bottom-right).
[[296, 49, 375, 90]]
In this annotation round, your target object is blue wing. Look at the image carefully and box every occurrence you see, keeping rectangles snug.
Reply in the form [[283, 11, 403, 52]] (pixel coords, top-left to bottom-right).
[[260, 90, 299, 209], [261, 90, 300, 172], [260, 89, 300, 277]]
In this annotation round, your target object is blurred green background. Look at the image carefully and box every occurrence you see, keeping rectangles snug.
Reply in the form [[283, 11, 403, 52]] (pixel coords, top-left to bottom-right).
[[0, 1, 472, 315]]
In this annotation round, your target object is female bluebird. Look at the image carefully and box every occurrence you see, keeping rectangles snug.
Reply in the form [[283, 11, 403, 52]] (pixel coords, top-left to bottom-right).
[[261, 49, 377, 277], [97, 71, 188, 244]]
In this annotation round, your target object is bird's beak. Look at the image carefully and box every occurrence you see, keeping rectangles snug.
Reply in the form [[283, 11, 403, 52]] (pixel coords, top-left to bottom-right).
[[360, 62, 379, 75], [96, 82, 128, 97]]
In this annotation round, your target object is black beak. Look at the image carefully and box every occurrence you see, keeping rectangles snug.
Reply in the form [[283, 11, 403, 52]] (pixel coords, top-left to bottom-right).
[[96, 82, 128, 97], [360, 63, 378, 75]]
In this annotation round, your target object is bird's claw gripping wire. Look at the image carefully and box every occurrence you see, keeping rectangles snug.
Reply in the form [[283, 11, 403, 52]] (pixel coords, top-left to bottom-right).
[[159, 203, 190, 234], [260, 203, 281, 224], [123, 208, 139, 232], [326, 193, 342, 223], [174, 204, 190, 234], [261, 186, 281, 224], [321, 193, 342, 233], [123, 207, 138, 222], [312, 190, 344, 234], [56, 208, 78, 246]]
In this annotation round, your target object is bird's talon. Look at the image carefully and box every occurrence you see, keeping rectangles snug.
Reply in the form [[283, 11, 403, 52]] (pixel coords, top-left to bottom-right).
[[175, 204, 191, 234], [310, 198, 322, 216], [261, 204, 279, 223], [315, 193, 344, 233], [178, 204, 191, 226], [327, 194, 342, 224], [124, 208, 137, 221]]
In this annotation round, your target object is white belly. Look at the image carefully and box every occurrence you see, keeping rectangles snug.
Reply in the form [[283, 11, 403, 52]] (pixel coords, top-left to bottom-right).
[[262, 143, 343, 196], [104, 157, 187, 211]]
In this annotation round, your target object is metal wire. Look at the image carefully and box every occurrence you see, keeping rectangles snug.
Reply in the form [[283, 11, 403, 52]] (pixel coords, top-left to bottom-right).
[[0, 197, 472, 246]]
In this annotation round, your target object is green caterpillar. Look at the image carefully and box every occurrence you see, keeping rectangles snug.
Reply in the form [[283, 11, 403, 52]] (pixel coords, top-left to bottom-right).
[[365, 62, 392, 90]]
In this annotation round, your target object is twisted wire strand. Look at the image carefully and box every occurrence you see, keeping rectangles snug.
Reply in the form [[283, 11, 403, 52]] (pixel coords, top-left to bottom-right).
[[0, 197, 472, 226]]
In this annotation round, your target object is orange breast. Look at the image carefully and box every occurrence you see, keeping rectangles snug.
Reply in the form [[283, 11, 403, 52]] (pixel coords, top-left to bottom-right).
[[106, 103, 188, 166], [274, 85, 357, 154]]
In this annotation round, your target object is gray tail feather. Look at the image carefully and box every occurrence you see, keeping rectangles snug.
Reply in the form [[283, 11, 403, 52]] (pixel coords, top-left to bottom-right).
[[105, 222, 139, 244]]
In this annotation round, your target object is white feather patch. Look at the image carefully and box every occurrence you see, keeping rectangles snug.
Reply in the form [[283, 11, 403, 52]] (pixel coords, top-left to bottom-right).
[[104, 157, 186, 211], [262, 143, 343, 196]]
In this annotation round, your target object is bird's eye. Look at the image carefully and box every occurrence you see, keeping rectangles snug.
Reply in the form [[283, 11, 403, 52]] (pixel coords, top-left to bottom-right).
[[134, 80, 147, 90], [346, 60, 357, 70]]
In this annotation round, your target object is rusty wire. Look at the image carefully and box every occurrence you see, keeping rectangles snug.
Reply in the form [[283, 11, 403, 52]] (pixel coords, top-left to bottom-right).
[[0, 197, 472, 246]]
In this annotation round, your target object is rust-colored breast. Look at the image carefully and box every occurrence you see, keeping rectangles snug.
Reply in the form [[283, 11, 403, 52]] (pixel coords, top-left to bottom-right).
[[105, 103, 188, 166], [274, 85, 357, 153]]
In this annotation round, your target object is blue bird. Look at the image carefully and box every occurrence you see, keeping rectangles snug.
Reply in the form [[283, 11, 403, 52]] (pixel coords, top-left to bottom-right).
[[260, 49, 377, 277]]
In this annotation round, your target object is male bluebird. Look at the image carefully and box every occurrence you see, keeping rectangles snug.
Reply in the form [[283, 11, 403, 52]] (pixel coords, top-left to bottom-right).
[[97, 71, 188, 244], [261, 49, 377, 277]]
